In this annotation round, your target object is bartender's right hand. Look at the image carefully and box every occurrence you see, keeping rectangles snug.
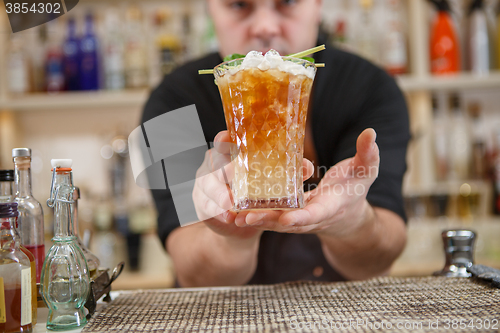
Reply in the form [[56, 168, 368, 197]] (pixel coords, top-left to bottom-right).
[[192, 131, 313, 240]]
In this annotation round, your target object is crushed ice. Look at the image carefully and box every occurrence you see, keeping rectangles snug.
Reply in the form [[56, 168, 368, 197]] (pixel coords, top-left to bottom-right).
[[232, 49, 315, 79]]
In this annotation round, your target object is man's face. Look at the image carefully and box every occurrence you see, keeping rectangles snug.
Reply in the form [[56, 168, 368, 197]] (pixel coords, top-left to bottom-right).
[[208, 0, 322, 58]]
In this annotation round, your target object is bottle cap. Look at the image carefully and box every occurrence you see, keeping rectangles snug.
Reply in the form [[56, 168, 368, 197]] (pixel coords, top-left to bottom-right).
[[429, 0, 451, 12], [469, 0, 484, 13], [0, 202, 18, 218], [51, 159, 73, 169], [12, 148, 31, 157], [0, 170, 14, 182]]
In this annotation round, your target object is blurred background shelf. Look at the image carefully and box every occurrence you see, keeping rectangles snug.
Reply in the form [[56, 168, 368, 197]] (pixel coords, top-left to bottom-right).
[[2, 71, 500, 112], [397, 71, 500, 92], [0, 89, 150, 111]]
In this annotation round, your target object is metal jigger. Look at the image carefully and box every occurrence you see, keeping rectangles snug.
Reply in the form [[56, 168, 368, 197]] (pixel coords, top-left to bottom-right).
[[434, 230, 476, 277]]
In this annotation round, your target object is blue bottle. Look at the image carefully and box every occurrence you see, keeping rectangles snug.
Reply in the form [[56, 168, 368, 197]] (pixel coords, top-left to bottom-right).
[[80, 13, 99, 90], [63, 18, 80, 91]]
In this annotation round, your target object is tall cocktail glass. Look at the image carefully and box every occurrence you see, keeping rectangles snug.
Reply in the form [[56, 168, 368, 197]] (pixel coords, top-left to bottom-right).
[[214, 56, 316, 210]]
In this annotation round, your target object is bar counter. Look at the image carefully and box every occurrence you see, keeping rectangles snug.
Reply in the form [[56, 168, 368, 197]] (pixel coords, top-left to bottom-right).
[[33, 276, 499, 333]]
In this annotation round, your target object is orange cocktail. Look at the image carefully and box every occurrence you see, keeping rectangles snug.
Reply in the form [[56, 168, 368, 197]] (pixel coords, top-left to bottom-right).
[[214, 54, 316, 210]]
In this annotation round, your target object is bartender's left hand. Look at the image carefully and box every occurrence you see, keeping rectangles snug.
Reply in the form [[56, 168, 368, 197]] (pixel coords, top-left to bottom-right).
[[234, 128, 379, 237]]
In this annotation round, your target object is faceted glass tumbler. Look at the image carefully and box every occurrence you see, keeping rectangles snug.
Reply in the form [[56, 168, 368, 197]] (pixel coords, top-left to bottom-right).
[[215, 57, 316, 210]]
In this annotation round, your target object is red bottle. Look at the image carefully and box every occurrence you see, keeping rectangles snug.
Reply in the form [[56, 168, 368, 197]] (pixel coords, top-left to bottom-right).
[[429, 0, 461, 74]]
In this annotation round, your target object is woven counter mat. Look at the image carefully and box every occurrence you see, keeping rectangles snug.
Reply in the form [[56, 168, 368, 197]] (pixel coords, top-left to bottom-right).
[[83, 276, 499, 333]]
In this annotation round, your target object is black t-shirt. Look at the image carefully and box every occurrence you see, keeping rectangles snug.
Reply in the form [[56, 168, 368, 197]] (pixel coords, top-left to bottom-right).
[[141, 45, 410, 284]]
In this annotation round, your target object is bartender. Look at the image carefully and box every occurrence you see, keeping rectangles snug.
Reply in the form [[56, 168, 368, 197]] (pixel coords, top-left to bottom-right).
[[141, 0, 410, 287]]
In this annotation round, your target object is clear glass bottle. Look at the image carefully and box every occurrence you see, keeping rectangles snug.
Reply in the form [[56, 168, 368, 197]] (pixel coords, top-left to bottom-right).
[[432, 96, 449, 182], [103, 9, 125, 90], [382, 0, 407, 75], [12, 148, 45, 284], [0, 202, 33, 333], [447, 94, 471, 181], [41, 159, 89, 330], [8, 35, 31, 95], [467, 0, 490, 75], [124, 6, 148, 88], [72, 187, 100, 276], [0, 170, 15, 203], [468, 102, 486, 179], [355, 0, 380, 64]]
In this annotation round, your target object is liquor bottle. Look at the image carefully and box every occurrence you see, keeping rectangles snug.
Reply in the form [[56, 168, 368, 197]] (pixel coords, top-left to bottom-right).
[[124, 6, 148, 88], [382, 0, 407, 75], [429, 0, 461, 74], [63, 17, 81, 91], [45, 20, 65, 92], [355, 0, 379, 64], [80, 13, 100, 91], [447, 94, 471, 181], [8, 36, 31, 95], [103, 10, 125, 90], [492, 129, 500, 214], [72, 187, 100, 276], [0, 171, 37, 325], [0, 202, 33, 333], [468, 102, 486, 179], [153, 9, 181, 82], [497, 4, 500, 69], [467, 0, 490, 75], [41, 159, 89, 330], [12, 149, 45, 285], [0, 170, 15, 203], [432, 95, 449, 181], [32, 25, 48, 93]]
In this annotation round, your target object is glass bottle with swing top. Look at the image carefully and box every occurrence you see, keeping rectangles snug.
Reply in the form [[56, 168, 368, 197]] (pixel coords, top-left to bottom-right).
[[41, 159, 89, 331]]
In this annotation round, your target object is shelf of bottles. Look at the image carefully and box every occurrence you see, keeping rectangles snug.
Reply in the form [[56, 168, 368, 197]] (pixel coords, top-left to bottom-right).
[[1, 0, 500, 111], [323, 0, 500, 88], [404, 89, 500, 222], [0, 0, 216, 110], [320, 0, 500, 221]]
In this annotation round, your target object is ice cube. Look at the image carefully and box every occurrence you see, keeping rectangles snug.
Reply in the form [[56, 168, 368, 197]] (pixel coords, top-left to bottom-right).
[[242, 51, 264, 68], [258, 60, 271, 71], [264, 49, 283, 68]]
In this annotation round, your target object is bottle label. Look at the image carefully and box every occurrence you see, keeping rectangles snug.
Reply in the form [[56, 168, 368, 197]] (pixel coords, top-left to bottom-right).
[[0, 277, 5, 323], [21, 267, 32, 326]]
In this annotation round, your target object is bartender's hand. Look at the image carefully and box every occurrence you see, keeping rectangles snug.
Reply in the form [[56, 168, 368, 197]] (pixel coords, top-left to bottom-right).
[[229, 128, 406, 280], [234, 128, 379, 236], [192, 130, 314, 240]]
